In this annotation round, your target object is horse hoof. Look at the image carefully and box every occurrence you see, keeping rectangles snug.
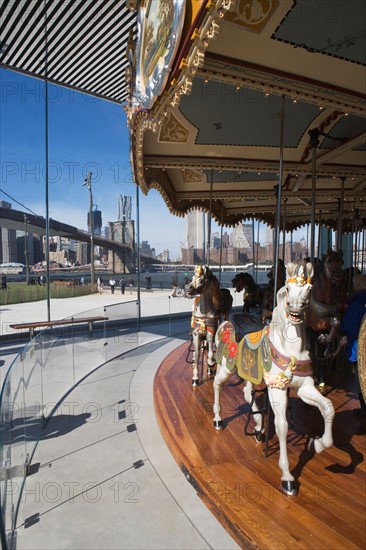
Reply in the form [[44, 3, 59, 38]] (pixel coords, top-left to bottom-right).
[[192, 379, 199, 387], [214, 420, 223, 430], [254, 430, 263, 443], [307, 437, 316, 453], [281, 480, 297, 497]]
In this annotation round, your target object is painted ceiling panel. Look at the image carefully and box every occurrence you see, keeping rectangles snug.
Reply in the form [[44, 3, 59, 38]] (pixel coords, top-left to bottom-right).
[[273, 0, 366, 65], [180, 79, 320, 148]]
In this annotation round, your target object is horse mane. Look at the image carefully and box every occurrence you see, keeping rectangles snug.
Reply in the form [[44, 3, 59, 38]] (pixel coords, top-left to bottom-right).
[[211, 275, 224, 309]]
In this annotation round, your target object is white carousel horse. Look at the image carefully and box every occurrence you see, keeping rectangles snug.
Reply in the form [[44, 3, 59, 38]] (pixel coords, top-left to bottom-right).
[[185, 265, 233, 386], [213, 261, 335, 496]]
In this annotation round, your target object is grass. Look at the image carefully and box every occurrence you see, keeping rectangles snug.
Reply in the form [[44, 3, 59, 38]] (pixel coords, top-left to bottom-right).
[[0, 282, 97, 305]]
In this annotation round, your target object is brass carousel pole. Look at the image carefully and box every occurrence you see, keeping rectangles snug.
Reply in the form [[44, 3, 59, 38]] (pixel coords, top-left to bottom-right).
[[218, 204, 224, 285], [273, 95, 286, 307], [308, 128, 320, 263], [317, 209, 322, 260], [207, 169, 213, 265], [252, 218, 255, 280], [361, 224, 365, 273], [336, 177, 345, 251], [256, 219, 260, 282], [282, 198, 287, 261]]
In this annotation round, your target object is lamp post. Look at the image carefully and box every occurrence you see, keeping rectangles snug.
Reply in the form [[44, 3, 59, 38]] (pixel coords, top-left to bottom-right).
[[24, 214, 30, 284], [83, 172, 95, 285]]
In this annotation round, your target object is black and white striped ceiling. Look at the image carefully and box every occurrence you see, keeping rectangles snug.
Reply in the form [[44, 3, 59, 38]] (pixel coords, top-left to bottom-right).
[[0, 0, 137, 103]]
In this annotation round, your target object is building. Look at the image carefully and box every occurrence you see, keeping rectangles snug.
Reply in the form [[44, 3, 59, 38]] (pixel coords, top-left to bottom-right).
[[185, 211, 206, 250], [118, 195, 132, 221], [0, 201, 17, 263], [232, 223, 252, 249], [87, 209, 102, 236], [140, 241, 155, 257]]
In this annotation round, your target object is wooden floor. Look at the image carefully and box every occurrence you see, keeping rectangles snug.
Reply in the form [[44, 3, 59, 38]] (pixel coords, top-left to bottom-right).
[[154, 342, 366, 550]]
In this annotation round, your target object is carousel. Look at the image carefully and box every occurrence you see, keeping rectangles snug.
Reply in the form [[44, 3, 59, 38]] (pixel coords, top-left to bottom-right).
[[127, 1, 366, 548]]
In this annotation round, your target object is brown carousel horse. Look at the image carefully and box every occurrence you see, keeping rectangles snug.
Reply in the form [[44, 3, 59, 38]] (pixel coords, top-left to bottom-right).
[[185, 265, 233, 386], [232, 272, 263, 315], [306, 249, 348, 383]]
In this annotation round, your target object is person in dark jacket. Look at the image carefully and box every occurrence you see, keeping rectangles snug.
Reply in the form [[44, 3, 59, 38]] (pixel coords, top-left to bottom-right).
[[341, 274, 366, 416]]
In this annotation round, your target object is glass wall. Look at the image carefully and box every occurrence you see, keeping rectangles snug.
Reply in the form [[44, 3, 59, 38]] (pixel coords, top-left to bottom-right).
[[0, 301, 140, 549]]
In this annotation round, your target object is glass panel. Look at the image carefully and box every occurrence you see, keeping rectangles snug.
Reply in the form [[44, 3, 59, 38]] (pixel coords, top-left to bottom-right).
[[0, 300, 139, 546]]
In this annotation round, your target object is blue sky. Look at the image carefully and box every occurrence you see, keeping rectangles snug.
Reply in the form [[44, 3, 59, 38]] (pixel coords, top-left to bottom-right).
[[0, 69, 187, 259], [1, 69, 309, 259]]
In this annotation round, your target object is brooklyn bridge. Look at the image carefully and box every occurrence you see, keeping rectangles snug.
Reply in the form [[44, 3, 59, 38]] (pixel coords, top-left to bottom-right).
[[0, 205, 158, 273]]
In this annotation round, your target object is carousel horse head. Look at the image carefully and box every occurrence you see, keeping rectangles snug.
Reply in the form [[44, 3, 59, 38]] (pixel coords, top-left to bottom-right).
[[232, 272, 263, 313], [307, 248, 347, 345], [185, 265, 223, 309], [280, 260, 314, 325], [319, 248, 344, 284], [232, 272, 256, 293]]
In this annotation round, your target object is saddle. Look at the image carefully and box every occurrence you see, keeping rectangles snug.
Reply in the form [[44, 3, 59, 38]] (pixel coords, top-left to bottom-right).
[[216, 314, 269, 384], [231, 313, 263, 341]]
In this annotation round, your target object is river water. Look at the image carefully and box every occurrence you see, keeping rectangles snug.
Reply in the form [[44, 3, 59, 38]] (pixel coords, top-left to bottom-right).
[[10, 267, 271, 289]]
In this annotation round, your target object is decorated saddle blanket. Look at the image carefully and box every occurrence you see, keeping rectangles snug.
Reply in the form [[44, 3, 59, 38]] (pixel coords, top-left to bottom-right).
[[216, 320, 270, 384], [216, 319, 312, 387]]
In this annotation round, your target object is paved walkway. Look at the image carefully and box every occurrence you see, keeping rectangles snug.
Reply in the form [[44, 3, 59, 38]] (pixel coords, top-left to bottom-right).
[[1, 290, 241, 549]]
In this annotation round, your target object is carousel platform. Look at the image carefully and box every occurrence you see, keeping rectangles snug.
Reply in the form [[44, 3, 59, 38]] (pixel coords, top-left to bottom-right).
[[154, 342, 366, 550]]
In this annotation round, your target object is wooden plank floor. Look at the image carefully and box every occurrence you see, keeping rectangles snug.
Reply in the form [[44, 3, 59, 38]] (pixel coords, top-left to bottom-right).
[[154, 342, 366, 550]]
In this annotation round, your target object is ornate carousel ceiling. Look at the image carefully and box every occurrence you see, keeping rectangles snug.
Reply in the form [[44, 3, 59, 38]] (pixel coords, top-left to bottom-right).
[[128, 0, 366, 233]]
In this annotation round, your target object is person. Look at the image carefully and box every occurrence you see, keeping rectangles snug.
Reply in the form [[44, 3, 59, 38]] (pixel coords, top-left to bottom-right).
[[129, 278, 134, 294], [120, 278, 126, 295], [40, 274, 45, 286], [341, 274, 366, 417], [171, 275, 178, 297], [80, 276, 85, 286], [97, 277, 104, 294], [109, 277, 116, 294], [183, 273, 191, 287], [1, 274, 7, 291]]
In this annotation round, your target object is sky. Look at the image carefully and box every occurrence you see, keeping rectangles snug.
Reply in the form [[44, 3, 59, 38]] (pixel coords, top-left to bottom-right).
[[0, 69, 189, 259], [0, 69, 307, 260]]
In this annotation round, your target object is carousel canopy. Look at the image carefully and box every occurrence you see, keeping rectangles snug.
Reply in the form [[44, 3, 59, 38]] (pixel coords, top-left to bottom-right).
[[129, 0, 366, 233]]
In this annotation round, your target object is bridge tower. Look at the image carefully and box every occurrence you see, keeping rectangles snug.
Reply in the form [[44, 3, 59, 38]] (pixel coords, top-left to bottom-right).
[[108, 220, 136, 273]]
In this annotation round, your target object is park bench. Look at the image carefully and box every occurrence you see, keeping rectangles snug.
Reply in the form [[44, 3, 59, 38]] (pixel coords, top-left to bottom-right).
[[10, 316, 108, 338]]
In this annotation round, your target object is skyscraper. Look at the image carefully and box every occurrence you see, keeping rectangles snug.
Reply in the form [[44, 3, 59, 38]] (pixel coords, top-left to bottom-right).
[[185, 210, 206, 250], [87, 209, 102, 236], [118, 195, 132, 221]]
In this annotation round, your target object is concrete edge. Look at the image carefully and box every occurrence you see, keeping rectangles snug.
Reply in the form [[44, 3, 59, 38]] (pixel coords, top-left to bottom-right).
[[130, 338, 239, 550]]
